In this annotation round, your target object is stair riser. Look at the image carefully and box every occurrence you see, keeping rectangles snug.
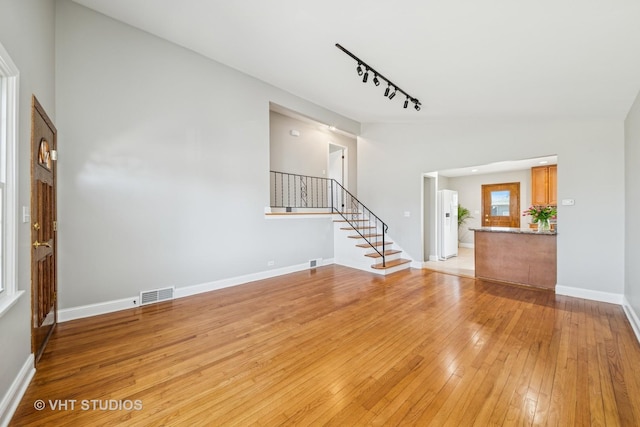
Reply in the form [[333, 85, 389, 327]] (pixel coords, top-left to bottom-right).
[[370, 253, 402, 264], [375, 263, 411, 275]]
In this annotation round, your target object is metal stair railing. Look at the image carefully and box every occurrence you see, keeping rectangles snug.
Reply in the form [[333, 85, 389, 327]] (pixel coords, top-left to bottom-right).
[[270, 171, 389, 267]]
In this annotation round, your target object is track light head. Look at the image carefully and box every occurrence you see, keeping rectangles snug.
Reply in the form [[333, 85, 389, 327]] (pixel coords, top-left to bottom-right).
[[335, 43, 421, 112]]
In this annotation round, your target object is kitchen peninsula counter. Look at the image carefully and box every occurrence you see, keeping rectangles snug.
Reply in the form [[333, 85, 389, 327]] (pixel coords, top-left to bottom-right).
[[471, 227, 557, 290]]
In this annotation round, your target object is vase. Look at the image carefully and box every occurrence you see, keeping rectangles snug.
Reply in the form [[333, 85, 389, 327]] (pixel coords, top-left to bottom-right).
[[537, 218, 551, 232]]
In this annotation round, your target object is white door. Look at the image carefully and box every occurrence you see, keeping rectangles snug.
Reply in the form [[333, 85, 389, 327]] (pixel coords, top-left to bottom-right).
[[438, 190, 459, 259], [328, 147, 345, 187]]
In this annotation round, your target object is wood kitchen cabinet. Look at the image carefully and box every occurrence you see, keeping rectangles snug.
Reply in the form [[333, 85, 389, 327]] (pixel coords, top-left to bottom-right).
[[531, 165, 557, 205]]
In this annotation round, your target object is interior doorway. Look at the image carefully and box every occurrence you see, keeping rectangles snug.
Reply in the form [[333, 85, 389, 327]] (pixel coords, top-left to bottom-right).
[[328, 143, 348, 189]]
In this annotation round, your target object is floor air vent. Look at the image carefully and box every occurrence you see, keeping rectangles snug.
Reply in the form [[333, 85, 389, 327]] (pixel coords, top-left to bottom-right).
[[309, 258, 321, 268], [140, 286, 175, 306]]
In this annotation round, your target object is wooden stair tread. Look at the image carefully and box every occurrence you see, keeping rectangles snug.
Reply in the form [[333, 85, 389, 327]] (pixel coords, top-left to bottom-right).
[[333, 219, 370, 223], [371, 259, 412, 270], [341, 226, 376, 230], [356, 241, 393, 248], [365, 249, 402, 258], [348, 234, 383, 239]]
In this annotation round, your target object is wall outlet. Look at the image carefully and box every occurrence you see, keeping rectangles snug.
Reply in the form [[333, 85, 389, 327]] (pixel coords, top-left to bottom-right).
[[561, 199, 575, 206], [267, 260, 275, 266], [404, 211, 411, 217]]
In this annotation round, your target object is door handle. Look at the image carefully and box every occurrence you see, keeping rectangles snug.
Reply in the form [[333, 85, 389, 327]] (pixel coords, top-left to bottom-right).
[[33, 240, 51, 249]]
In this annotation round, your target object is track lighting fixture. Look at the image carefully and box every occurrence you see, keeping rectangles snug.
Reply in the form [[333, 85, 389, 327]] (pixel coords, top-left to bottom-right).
[[336, 43, 422, 112]]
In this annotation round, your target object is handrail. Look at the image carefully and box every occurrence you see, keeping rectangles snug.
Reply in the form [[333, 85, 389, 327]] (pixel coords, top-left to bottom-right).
[[270, 171, 389, 267]]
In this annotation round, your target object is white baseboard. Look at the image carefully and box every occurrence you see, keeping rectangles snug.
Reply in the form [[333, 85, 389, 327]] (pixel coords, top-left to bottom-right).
[[623, 296, 640, 345], [175, 258, 334, 299], [58, 297, 137, 323], [59, 258, 335, 323], [428, 255, 438, 262], [410, 261, 423, 269], [555, 285, 623, 305], [0, 354, 35, 427], [458, 242, 475, 249]]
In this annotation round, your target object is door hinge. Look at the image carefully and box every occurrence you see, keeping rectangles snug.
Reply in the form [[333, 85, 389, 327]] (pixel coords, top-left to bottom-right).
[[53, 221, 57, 232], [51, 150, 58, 161]]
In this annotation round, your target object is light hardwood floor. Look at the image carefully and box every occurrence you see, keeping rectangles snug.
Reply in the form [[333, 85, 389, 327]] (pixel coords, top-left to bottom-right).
[[10, 266, 640, 426]]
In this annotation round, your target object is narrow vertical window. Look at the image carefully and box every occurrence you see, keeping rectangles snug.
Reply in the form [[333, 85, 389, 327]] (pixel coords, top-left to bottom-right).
[[0, 41, 20, 314]]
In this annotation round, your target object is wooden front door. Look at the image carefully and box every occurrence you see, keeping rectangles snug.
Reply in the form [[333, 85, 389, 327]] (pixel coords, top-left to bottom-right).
[[31, 96, 57, 365], [481, 182, 521, 228]]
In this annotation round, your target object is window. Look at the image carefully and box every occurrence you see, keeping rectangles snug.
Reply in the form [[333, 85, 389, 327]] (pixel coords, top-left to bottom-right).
[[0, 41, 20, 317], [490, 190, 511, 216]]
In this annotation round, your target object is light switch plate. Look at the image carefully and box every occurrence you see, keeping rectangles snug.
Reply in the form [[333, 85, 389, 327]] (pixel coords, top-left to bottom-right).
[[22, 206, 30, 223], [561, 199, 575, 206]]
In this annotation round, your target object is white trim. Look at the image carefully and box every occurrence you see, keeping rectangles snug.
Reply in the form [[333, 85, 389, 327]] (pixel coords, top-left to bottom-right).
[[0, 354, 35, 427], [0, 290, 23, 319], [58, 297, 137, 323], [0, 42, 19, 303], [59, 259, 336, 322], [175, 259, 333, 299], [555, 285, 623, 305], [458, 242, 475, 249], [623, 296, 640, 345]]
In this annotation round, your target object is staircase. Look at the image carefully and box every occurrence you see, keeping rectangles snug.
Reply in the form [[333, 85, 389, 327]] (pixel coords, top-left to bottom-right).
[[333, 216, 412, 275], [270, 170, 412, 276]]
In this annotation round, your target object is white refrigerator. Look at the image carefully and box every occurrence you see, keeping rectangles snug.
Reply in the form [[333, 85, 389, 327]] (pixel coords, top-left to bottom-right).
[[438, 190, 458, 260]]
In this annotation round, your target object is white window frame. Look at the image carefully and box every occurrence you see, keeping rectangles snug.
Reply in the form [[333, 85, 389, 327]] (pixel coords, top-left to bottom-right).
[[0, 41, 21, 318]]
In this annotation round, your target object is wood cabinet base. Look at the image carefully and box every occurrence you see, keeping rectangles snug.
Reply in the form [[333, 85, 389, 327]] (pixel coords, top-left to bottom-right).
[[474, 231, 557, 289]]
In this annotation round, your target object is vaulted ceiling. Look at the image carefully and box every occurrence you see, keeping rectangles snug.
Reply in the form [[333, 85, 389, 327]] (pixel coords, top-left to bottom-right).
[[72, 0, 640, 123]]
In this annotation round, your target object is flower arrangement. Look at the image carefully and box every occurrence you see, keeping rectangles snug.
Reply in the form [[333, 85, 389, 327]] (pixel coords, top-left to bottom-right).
[[523, 205, 557, 231], [522, 205, 557, 223]]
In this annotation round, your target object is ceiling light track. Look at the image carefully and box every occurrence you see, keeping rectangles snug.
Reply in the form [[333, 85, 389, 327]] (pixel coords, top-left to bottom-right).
[[335, 43, 422, 111]]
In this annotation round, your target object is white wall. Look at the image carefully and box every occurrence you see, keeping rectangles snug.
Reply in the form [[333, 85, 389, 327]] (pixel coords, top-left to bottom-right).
[[54, 0, 359, 309], [269, 111, 357, 193], [625, 91, 640, 326], [0, 0, 55, 417], [359, 119, 625, 296], [446, 169, 531, 244]]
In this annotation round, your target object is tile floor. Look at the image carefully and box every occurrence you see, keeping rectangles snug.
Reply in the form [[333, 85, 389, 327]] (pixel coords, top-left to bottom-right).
[[423, 246, 475, 277]]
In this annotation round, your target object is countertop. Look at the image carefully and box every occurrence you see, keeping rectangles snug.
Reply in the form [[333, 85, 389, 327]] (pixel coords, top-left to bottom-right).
[[470, 227, 557, 235]]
